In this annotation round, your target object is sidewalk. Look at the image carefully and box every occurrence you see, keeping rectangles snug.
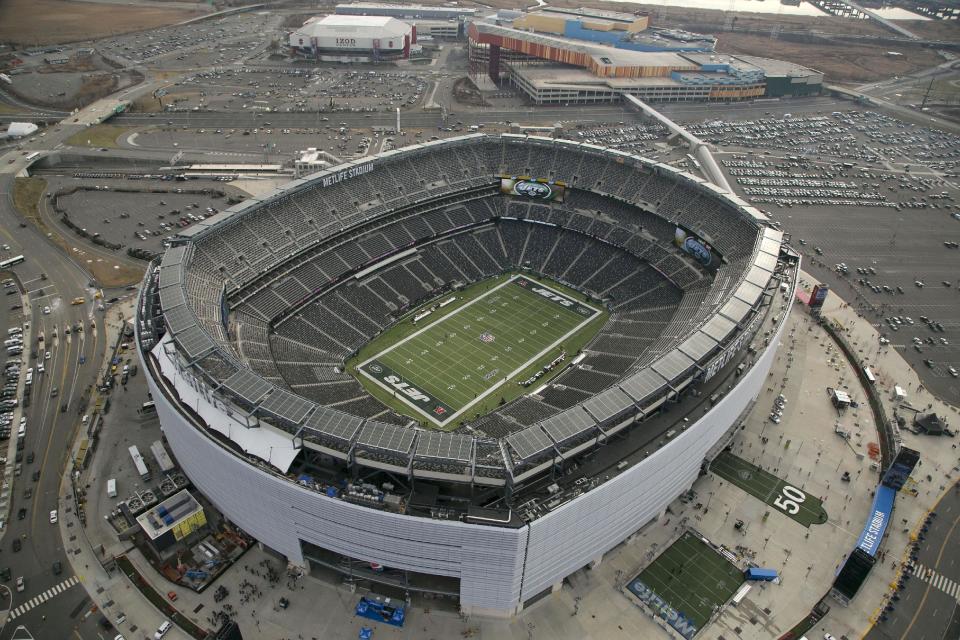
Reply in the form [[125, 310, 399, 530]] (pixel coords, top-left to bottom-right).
[[794, 273, 959, 639], [58, 300, 194, 640]]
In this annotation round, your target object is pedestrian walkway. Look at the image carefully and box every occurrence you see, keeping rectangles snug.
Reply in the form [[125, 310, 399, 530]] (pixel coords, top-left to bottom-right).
[[8, 576, 80, 620], [909, 562, 960, 601]]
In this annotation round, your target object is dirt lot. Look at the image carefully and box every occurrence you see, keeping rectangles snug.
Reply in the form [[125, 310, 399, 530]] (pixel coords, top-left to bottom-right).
[[0, 0, 204, 45], [716, 33, 947, 84]]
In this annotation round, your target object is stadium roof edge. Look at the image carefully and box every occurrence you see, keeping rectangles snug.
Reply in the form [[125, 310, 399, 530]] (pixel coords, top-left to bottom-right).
[[150, 133, 783, 476]]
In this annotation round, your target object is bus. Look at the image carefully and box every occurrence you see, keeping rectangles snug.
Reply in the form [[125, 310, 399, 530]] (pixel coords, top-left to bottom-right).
[[0, 255, 25, 269], [24, 152, 40, 162], [863, 366, 876, 385], [128, 445, 150, 481]]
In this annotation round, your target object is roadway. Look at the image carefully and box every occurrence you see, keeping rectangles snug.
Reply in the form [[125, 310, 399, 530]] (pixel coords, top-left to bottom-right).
[[0, 95, 852, 130], [0, 109, 126, 639], [865, 481, 960, 640]]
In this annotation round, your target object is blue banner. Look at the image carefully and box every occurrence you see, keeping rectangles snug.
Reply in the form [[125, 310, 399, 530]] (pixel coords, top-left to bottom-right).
[[856, 485, 895, 556]]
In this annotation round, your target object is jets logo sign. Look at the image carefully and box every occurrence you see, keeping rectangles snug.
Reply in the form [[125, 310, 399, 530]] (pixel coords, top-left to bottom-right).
[[382, 374, 430, 403], [361, 361, 456, 422], [514, 180, 553, 199], [500, 177, 565, 202]]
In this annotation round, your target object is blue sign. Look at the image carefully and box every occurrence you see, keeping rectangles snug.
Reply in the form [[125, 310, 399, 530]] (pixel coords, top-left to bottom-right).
[[856, 485, 895, 556], [627, 579, 698, 639]]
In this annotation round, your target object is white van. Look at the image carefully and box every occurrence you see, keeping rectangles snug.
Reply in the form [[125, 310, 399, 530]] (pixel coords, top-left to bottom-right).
[[154, 621, 172, 639]]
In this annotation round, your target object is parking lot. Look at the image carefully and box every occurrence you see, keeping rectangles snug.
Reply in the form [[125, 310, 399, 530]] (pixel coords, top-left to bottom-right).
[[158, 67, 431, 114], [555, 109, 960, 403], [685, 108, 960, 403], [55, 186, 228, 255]]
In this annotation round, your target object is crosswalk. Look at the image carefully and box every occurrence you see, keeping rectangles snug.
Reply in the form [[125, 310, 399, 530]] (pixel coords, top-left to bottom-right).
[[910, 562, 960, 600], [8, 576, 80, 620]]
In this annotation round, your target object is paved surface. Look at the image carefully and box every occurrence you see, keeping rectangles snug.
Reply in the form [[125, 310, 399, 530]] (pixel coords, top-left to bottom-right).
[[0, 90, 145, 640], [865, 484, 960, 640]]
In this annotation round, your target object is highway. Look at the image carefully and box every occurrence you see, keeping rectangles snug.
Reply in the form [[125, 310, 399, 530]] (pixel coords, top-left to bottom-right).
[[0, 95, 851, 130], [0, 121, 123, 639]]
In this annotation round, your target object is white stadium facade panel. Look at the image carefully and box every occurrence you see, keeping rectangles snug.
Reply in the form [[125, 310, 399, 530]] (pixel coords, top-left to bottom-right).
[[144, 303, 788, 614]]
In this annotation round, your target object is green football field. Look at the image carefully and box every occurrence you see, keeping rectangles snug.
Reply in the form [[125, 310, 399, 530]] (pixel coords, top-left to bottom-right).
[[710, 450, 828, 528], [356, 274, 601, 427], [628, 531, 744, 636]]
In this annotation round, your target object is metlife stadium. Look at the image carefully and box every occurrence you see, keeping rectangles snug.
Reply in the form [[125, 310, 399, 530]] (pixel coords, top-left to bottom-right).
[[136, 134, 797, 617]]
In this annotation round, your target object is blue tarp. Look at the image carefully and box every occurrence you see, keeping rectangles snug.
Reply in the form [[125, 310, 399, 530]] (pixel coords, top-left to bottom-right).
[[856, 485, 896, 556], [355, 596, 405, 628]]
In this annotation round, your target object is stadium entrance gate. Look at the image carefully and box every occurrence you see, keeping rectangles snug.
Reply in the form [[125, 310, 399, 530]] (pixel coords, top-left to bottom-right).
[[301, 541, 461, 606]]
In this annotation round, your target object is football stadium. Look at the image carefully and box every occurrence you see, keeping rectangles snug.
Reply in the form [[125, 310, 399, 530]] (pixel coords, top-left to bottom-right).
[[136, 134, 797, 617]]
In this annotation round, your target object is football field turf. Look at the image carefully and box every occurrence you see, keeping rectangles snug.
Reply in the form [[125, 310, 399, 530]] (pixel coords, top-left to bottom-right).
[[628, 531, 744, 638], [357, 274, 601, 427], [710, 450, 829, 528]]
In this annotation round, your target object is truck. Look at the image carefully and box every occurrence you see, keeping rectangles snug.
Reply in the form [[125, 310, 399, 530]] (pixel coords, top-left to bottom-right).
[[744, 567, 778, 582], [106, 478, 117, 498], [128, 445, 150, 482], [150, 440, 175, 474]]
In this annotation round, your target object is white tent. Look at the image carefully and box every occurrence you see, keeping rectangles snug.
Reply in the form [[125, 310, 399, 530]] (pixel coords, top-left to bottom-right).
[[3, 122, 38, 139]]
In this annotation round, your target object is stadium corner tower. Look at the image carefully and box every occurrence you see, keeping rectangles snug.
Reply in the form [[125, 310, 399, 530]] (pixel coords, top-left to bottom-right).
[[136, 134, 796, 616]]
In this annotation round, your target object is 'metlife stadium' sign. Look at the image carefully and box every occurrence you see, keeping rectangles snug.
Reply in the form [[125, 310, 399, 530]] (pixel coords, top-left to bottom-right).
[[320, 161, 374, 188]]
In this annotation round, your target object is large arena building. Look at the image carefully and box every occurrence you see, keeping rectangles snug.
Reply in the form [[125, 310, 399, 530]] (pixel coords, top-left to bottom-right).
[[136, 134, 797, 619], [469, 8, 823, 103], [288, 15, 416, 62]]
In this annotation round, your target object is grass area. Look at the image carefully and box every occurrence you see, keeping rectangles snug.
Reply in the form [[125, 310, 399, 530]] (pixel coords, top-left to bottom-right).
[[12, 177, 46, 222], [0, 103, 26, 115], [13, 177, 144, 287], [348, 272, 606, 429], [130, 94, 166, 113], [65, 124, 131, 149], [710, 450, 828, 528], [116, 555, 208, 639], [628, 531, 744, 637]]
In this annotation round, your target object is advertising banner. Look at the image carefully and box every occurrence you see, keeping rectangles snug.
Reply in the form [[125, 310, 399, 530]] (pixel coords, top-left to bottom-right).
[[499, 177, 565, 203], [674, 225, 722, 272], [855, 484, 895, 556]]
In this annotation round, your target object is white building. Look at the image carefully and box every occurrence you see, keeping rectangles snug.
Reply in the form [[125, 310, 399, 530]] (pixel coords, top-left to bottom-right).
[[2, 122, 38, 139], [295, 148, 330, 178], [289, 15, 415, 62]]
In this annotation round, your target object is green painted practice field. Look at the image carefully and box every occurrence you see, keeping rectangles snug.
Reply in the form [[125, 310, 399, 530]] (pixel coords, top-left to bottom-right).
[[628, 531, 744, 638], [710, 450, 829, 528], [355, 274, 602, 428]]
